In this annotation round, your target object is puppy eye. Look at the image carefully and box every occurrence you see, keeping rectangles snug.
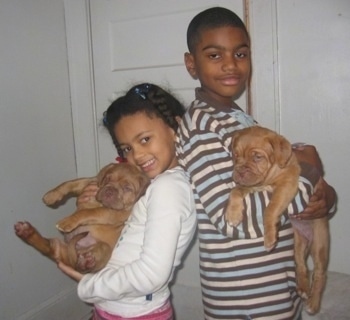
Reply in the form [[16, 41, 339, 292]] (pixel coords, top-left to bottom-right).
[[253, 153, 263, 162], [232, 152, 238, 161], [122, 184, 134, 193]]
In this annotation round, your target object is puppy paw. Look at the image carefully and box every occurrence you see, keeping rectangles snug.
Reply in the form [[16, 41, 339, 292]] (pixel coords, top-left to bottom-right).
[[226, 216, 243, 227], [14, 221, 35, 239], [225, 210, 243, 227], [304, 296, 320, 315], [43, 190, 64, 206], [264, 231, 277, 252], [56, 217, 79, 232]]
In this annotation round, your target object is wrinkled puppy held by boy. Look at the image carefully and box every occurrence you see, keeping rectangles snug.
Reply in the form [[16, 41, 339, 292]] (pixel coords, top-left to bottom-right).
[[225, 125, 329, 314], [15, 162, 149, 273]]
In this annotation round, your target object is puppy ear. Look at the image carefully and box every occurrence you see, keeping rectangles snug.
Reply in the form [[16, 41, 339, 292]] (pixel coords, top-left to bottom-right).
[[135, 175, 150, 200], [96, 163, 116, 186], [231, 129, 243, 151], [271, 135, 293, 168]]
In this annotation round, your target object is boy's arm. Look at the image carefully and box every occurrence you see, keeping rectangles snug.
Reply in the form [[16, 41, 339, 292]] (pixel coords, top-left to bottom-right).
[[176, 109, 268, 239], [176, 108, 322, 240], [292, 144, 337, 219]]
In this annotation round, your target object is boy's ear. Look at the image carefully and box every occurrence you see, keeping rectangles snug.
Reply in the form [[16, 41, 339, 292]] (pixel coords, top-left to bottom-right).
[[184, 52, 197, 80]]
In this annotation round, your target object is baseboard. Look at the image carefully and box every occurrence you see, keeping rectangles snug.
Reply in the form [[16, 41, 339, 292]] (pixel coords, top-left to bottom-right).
[[16, 287, 92, 320]]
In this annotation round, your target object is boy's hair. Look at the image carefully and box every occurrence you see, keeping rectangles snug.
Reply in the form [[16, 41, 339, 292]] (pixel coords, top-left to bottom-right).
[[187, 7, 249, 53], [103, 83, 185, 155]]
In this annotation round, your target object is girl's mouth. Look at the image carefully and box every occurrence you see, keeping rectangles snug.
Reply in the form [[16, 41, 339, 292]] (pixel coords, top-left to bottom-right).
[[140, 158, 155, 171]]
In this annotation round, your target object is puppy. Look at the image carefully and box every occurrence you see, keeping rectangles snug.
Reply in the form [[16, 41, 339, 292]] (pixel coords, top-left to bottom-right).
[[225, 126, 301, 251], [15, 163, 149, 273], [225, 126, 329, 314]]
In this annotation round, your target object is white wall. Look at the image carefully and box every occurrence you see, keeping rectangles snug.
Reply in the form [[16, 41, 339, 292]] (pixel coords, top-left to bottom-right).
[[250, 0, 350, 274], [0, 1, 90, 319]]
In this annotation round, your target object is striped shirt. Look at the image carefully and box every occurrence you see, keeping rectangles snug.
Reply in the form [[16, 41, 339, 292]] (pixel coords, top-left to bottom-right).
[[176, 88, 317, 320]]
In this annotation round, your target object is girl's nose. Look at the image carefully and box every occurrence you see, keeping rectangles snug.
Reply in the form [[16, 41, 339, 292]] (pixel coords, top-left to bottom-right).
[[132, 145, 144, 161]]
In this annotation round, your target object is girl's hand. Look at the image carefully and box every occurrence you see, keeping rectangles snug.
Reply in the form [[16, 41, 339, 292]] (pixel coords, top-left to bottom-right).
[[76, 182, 98, 207], [57, 261, 84, 282]]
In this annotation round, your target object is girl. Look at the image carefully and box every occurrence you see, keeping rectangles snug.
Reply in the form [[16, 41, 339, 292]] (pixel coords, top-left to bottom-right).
[[59, 83, 197, 320]]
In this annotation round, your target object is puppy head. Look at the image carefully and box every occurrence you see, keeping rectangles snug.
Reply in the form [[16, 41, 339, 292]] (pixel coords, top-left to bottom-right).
[[95, 163, 150, 210], [231, 126, 293, 186]]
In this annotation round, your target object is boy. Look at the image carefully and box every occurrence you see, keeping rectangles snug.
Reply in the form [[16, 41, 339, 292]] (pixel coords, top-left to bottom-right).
[[176, 7, 335, 320]]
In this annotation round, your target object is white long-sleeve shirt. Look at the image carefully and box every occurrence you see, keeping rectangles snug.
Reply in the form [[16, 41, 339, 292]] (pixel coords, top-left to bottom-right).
[[77, 166, 197, 317]]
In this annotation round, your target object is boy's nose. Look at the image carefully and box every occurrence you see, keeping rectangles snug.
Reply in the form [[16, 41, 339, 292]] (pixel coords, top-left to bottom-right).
[[222, 57, 237, 72]]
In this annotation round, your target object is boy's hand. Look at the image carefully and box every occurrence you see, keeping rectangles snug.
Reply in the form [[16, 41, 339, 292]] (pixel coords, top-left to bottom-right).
[[76, 182, 98, 207], [292, 177, 336, 220], [291, 143, 336, 220], [57, 261, 83, 282], [292, 143, 323, 175]]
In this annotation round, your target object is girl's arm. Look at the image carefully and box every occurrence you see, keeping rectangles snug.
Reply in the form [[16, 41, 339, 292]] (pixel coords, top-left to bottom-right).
[[76, 171, 195, 303]]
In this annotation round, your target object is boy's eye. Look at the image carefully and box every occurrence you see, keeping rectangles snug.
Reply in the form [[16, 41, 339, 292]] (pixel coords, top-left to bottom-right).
[[208, 53, 221, 60], [235, 51, 248, 59]]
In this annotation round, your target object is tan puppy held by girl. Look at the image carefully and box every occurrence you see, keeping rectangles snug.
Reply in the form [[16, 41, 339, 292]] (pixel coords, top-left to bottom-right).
[[15, 162, 149, 273]]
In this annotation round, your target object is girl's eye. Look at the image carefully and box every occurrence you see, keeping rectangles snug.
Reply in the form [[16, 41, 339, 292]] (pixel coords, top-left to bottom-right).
[[121, 146, 131, 154], [140, 137, 150, 144]]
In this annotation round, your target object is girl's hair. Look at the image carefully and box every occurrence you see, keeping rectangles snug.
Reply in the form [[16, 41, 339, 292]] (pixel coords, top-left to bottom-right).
[[103, 83, 185, 156], [187, 7, 249, 53]]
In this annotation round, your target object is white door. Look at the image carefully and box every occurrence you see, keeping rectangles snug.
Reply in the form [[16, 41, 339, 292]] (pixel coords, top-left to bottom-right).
[[89, 0, 248, 166]]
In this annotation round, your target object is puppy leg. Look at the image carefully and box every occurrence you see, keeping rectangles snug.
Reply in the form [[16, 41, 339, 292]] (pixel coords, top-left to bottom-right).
[[264, 181, 298, 251], [225, 187, 246, 226], [56, 207, 128, 232], [294, 230, 311, 300], [14, 221, 70, 264], [43, 177, 95, 206], [305, 218, 329, 314]]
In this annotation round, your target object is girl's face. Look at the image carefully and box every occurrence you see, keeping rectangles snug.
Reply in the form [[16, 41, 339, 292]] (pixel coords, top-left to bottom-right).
[[114, 111, 178, 179], [185, 26, 251, 106]]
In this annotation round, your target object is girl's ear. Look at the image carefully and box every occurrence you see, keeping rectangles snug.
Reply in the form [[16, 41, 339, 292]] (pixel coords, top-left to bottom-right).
[[184, 52, 197, 80]]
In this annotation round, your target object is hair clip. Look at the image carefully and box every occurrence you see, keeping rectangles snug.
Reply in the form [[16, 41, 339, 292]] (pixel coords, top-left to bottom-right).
[[115, 156, 127, 163], [134, 83, 151, 100], [103, 111, 108, 126]]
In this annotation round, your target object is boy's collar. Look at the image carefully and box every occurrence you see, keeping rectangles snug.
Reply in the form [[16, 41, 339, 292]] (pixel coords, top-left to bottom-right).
[[195, 88, 243, 111]]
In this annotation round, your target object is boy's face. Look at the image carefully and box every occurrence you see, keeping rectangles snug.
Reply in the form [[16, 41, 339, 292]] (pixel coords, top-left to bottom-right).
[[185, 26, 251, 105]]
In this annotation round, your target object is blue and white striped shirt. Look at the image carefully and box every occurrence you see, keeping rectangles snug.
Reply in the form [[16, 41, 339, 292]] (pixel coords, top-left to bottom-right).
[[176, 88, 317, 320]]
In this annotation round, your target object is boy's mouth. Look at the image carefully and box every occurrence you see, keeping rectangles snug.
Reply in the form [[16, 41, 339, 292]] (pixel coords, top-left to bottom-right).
[[219, 75, 241, 86]]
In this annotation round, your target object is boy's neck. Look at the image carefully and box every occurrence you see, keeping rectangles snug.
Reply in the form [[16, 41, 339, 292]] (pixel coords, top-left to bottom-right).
[[196, 88, 243, 111]]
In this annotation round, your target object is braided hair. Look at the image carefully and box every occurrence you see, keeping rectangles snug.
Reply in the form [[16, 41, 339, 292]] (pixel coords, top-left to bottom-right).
[[103, 83, 185, 157]]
